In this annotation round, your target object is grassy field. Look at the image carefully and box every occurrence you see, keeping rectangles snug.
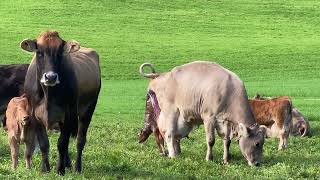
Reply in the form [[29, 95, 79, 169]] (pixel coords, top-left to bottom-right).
[[0, 0, 320, 179]]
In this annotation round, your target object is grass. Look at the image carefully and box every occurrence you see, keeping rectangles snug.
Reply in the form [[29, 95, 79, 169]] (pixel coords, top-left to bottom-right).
[[0, 0, 320, 179]]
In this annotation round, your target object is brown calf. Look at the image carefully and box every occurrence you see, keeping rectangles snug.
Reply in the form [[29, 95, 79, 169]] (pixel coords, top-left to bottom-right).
[[249, 95, 292, 150], [5, 94, 36, 169]]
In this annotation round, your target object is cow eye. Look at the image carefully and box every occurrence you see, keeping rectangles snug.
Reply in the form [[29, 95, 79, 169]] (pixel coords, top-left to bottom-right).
[[255, 142, 260, 147]]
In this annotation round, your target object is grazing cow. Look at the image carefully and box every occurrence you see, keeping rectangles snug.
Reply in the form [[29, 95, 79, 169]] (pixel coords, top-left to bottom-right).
[[291, 107, 310, 137], [5, 94, 36, 169], [0, 64, 29, 127], [139, 61, 266, 166], [249, 95, 292, 150], [254, 94, 311, 137], [20, 31, 101, 175]]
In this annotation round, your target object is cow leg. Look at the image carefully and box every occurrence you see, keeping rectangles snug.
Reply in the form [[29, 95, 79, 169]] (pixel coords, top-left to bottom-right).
[[75, 101, 97, 173], [65, 150, 72, 169], [223, 137, 231, 164], [36, 124, 50, 172], [57, 126, 72, 175], [223, 123, 231, 164], [174, 139, 181, 155], [204, 119, 215, 161], [161, 110, 179, 158], [25, 137, 36, 169], [9, 136, 19, 170]]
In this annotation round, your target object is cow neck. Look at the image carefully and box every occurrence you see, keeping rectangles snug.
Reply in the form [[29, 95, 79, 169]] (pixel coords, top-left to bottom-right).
[[228, 96, 258, 130]]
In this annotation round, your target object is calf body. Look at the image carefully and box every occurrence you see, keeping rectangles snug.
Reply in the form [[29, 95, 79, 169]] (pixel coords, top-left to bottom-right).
[[6, 95, 36, 169], [249, 96, 292, 150], [139, 61, 266, 166]]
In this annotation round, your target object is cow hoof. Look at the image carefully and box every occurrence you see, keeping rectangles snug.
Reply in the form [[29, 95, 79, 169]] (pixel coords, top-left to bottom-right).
[[206, 155, 213, 161], [57, 170, 65, 176]]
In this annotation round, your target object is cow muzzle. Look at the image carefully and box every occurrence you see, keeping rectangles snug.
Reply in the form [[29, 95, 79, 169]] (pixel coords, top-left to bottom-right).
[[40, 71, 60, 86]]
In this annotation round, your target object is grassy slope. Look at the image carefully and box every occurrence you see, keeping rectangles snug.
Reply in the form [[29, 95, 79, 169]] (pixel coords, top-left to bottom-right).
[[0, 0, 319, 179]]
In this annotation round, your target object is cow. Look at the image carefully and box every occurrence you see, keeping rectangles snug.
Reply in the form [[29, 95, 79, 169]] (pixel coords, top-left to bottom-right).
[[249, 95, 292, 150], [5, 94, 36, 170], [254, 94, 311, 137], [291, 107, 311, 137], [20, 31, 101, 175], [0, 64, 29, 128], [139, 61, 266, 166]]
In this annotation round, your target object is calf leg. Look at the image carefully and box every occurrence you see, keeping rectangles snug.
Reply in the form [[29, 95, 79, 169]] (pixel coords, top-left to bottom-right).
[[36, 124, 50, 172], [278, 128, 289, 150], [204, 119, 215, 161], [154, 130, 167, 156], [9, 137, 19, 170]]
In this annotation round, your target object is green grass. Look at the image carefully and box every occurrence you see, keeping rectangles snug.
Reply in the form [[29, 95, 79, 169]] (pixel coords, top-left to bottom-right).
[[0, 0, 320, 179]]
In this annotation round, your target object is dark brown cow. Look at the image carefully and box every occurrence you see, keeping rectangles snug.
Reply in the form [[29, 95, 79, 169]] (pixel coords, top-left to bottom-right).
[[5, 94, 36, 169], [249, 96, 292, 150], [0, 64, 29, 128], [21, 31, 101, 175]]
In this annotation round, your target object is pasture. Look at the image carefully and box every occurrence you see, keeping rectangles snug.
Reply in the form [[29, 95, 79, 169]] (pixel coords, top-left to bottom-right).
[[0, 0, 320, 179]]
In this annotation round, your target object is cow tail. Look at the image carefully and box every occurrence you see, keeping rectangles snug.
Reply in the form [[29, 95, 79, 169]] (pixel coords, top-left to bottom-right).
[[139, 63, 159, 79]]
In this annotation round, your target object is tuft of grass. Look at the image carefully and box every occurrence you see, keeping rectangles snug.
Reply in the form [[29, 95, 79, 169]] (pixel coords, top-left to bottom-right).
[[0, 0, 320, 179]]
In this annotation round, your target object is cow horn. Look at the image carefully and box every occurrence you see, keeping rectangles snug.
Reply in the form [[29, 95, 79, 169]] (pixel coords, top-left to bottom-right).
[[139, 63, 159, 78]]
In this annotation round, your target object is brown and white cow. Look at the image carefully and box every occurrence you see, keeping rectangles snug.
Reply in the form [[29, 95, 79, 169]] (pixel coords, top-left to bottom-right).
[[250, 95, 292, 150], [139, 61, 266, 166], [254, 94, 311, 137], [5, 94, 36, 170]]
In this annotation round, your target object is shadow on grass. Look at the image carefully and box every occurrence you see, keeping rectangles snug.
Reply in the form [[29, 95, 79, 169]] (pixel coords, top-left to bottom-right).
[[85, 154, 181, 179]]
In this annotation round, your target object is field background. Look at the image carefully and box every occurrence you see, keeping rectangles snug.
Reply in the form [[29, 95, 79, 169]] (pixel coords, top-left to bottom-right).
[[0, 0, 320, 179]]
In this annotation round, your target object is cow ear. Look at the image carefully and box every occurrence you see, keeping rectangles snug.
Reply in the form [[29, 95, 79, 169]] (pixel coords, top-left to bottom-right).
[[239, 123, 249, 137], [20, 39, 37, 52], [64, 40, 80, 53]]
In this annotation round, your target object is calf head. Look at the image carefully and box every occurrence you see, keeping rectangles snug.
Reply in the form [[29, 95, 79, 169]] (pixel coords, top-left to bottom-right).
[[238, 123, 266, 166], [20, 31, 80, 87], [15, 96, 30, 142], [138, 90, 161, 143]]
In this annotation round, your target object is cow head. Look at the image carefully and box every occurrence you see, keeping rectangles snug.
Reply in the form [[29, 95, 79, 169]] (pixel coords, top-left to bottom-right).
[[20, 31, 80, 87], [238, 123, 266, 166]]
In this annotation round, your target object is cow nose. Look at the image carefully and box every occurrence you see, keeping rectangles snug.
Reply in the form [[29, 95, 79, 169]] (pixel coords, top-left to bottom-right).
[[45, 71, 58, 82], [23, 116, 29, 120]]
